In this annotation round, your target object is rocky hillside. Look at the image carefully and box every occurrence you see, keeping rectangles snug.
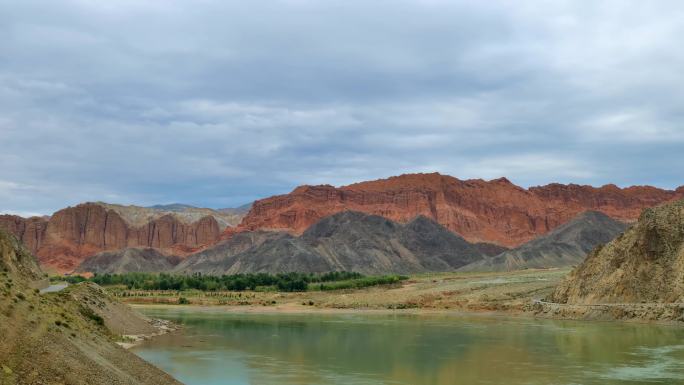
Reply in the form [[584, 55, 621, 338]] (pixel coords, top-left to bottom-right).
[[0, 230, 181, 385], [550, 199, 684, 304], [459, 211, 628, 272], [76, 248, 178, 275], [174, 231, 285, 273], [234, 173, 682, 247], [104, 202, 244, 228], [178, 211, 486, 275], [0, 202, 240, 273]]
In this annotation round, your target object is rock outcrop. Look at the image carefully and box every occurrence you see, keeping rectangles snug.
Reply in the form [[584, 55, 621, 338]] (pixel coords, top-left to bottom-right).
[[0, 229, 44, 283], [550, 199, 684, 304], [0, 202, 234, 273], [233, 173, 682, 247], [459, 211, 628, 272], [75, 248, 178, 275], [179, 211, 486, 275]]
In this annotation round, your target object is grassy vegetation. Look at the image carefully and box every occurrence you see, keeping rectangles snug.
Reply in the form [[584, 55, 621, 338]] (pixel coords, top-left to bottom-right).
[[61, 272, 408, 293], [310, 275, 407, 291]]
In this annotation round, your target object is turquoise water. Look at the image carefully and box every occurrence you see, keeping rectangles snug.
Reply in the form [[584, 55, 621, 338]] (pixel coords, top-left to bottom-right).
[[133, 308, 684, 385]]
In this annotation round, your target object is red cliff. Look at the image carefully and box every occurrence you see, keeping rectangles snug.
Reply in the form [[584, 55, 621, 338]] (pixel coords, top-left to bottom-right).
[[232, 173, 684, 247], [0, 203, 224, 273]]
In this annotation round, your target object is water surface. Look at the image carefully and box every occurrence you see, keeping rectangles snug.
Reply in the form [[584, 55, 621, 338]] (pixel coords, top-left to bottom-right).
[[133, 307, 684, 385]]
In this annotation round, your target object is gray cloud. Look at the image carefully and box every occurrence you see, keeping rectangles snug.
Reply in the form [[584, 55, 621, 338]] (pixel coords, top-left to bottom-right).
[[1, 0, 683, 215]]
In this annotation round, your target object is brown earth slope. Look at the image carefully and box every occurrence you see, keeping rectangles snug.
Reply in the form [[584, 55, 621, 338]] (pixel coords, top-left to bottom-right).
[[0, 202, 237, 273], [233, 173, 683, 247], [550, 199, 684, 305], [0, 229, 182, 385]]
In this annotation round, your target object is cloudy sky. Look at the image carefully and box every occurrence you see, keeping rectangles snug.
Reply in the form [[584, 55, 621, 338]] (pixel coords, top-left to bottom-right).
[[1, 0, 683, 216]]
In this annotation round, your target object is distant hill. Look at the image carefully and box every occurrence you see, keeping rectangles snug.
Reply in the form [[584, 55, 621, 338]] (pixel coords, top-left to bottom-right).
[[102, 202, 243, 228], [551, 199, 684, 304], [218, 203, 253, 216], [76, 248, 178, 275], [459, 211, 628, 272], [146, 203, 198, 211], [177, 211, 486, 275]]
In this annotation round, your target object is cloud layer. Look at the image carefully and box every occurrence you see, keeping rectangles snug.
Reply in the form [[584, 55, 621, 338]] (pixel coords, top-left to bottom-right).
[[1, 0, 683, 215]]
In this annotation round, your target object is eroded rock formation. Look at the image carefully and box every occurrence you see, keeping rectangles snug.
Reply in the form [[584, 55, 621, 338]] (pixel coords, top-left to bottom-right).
[[0, 203, 229, 273], [233, 173, 683, 247]]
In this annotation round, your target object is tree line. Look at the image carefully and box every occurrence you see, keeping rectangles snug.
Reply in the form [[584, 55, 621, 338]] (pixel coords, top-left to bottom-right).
[[62, 271, 406, 292]]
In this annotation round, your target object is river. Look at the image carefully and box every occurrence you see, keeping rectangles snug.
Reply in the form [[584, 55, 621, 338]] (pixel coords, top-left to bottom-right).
[[133, 307, 684, 385]]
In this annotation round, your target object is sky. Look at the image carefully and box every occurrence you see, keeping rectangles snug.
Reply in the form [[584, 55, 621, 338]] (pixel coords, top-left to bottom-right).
[[1, 0, 683, 216]]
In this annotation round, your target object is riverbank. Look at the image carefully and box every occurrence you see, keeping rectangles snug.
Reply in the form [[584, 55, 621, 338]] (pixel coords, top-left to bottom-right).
[[121, 268, 684, 325], [131, 301, 684, 385], [117, 318, 180, 349]]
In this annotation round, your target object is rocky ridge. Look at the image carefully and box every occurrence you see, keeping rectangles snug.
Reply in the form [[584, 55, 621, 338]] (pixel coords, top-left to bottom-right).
[[0, 202, 240, 273], [459, 211, 628, 272], [177, 211, 486, 275], [234, 173, 682, 247]]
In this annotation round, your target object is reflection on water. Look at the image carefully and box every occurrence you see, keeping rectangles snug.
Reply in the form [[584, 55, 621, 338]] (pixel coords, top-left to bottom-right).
[[133, 308, 684, 385]]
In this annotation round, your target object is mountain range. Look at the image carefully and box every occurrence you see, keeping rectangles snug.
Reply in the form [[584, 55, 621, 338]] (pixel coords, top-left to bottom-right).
[[234, 173, 682, 247], [2, 172, 682, 274], [0, 203, 247, 273], [77, 209, 627, 276], [177, 211, 486, 275]]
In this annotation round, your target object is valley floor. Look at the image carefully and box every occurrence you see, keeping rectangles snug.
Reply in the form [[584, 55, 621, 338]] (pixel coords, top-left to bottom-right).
[[119, 269, 568, 315]]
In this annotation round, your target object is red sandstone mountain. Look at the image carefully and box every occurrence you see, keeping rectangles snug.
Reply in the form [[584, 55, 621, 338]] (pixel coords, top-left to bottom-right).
[[0, 203, 234, 273], [232, 173, 684, 247]]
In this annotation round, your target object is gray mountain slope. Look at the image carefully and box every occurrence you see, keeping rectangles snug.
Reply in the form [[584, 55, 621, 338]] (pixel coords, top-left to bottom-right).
[[178, 211, 486, 275], [75, 248, 176, 274], [172, 231, 294, 275], [458, 211, 628, 272]]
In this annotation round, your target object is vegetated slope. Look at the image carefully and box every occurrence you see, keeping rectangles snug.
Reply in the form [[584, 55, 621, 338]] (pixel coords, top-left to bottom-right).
[[459, 211, 628, 272], [0, 230, 181, 385], [179, 211, 486, 275], [75, 248, 177, 274], [0, 202, 236, 273], [550, 199, 684, 305], [233, 172, 683, 247]]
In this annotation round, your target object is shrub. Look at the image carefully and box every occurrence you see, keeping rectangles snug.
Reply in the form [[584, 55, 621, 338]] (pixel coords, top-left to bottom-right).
[[178, 297, 190, 304], [79, 306, 105, 326]]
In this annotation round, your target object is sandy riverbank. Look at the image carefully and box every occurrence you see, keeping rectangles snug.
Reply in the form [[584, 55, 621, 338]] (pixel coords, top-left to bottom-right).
[[121, 269, 569, 323]]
